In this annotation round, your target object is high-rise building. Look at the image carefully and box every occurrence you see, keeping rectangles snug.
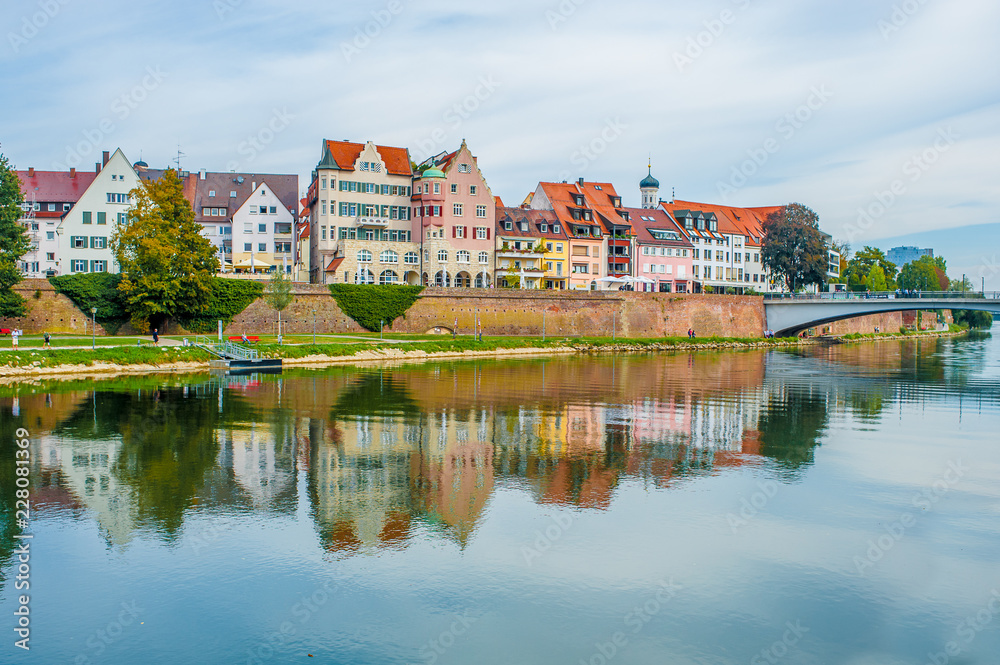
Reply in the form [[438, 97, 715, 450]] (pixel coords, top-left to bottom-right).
[[887, 245, 933, 267]]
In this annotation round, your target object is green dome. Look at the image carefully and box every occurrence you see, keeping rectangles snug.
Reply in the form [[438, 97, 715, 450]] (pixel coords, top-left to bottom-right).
[[640, 167, 659, 189], [420, 167, 446, 179]]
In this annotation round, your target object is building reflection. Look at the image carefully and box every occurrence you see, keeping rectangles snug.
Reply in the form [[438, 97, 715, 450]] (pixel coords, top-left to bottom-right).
[[1, 347, 880, 556]]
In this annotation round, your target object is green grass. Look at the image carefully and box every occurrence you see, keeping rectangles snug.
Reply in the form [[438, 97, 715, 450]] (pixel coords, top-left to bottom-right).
[[0, 345, 213, 369]]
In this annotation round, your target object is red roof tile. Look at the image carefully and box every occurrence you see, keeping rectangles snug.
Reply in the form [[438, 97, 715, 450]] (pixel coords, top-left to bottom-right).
[[325, 257, 344, 272], [17, 170, 96, 203], [323, 140, 411, 176]]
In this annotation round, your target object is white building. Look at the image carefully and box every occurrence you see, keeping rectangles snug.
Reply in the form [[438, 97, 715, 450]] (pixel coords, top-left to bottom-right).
[[231, 181, 296, 273]]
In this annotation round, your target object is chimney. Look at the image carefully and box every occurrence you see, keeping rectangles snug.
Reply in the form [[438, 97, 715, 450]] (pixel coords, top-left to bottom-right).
[[28, 167, 34, 177], [96, 162, 101, 173], [578, 177, 584, 186], [70, 167, 76, 178], [102, 151, 110, 167], [199, 169, 206, 180]]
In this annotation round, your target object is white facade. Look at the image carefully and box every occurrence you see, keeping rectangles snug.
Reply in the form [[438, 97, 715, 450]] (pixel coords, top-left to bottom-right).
[[17, 199, 61, 277], [61, 149, 141, 274], [231, 182, 295, 272]]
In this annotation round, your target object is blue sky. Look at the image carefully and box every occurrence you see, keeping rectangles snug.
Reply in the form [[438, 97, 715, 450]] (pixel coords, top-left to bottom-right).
[[1, 0, 998, 281]]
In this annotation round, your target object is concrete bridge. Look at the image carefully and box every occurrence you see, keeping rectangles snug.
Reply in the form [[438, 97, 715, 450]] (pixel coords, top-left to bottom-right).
[[764, 291, 1000, 337]]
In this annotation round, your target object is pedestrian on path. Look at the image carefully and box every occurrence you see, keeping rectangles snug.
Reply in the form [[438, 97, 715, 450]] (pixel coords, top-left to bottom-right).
[[152, 328, 159, 345], [12, 329, 20, 349], [43, 332, 51, 348]]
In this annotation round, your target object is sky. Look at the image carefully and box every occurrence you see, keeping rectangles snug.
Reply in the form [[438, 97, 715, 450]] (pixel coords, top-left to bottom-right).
[[1, 0, 998, 283]]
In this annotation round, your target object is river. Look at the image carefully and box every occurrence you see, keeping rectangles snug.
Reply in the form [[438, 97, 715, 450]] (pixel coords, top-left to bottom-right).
[[2, 329, 999, 664]]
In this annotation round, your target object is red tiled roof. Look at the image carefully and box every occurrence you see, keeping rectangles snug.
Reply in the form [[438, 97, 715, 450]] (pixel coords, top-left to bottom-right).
[[297, 221, 310, 239], [535, 181, 630, 236], [324, 140, 411, 176], [497, 207, 565, 240], [325, 257, 344, 272], [17, 170, 96, 202], [625, 207, 693, 247]]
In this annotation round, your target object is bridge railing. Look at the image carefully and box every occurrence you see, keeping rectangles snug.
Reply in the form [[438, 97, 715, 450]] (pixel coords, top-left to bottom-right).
[[763, 291, 1000, 301]]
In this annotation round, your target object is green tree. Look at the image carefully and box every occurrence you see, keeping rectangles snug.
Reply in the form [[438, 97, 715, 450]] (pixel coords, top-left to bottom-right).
[[948, 275, 973, 292], [952, 309, 993, 328], [264, 270, 294, 342], [0, 152, 30, 317], [760, 203, 829, 292], [844, 246, 897, 291], [898, 255, 947, 291], [111, 168, 219, 331], [866, 264, 888, 291]]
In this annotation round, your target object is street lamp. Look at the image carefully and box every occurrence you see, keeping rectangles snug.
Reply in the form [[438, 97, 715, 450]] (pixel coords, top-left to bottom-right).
[[312, 309, 316, 345], [90, 307, 97, 349]]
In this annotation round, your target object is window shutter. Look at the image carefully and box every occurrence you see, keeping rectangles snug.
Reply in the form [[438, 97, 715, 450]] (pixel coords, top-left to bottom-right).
[[452, 226, 456, 238], [486, 228, 491, 239]]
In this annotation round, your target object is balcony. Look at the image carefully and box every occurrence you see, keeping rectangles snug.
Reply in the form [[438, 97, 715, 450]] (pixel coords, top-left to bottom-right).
[[356, 216, 390, 227], [498, 248, 544, 260]]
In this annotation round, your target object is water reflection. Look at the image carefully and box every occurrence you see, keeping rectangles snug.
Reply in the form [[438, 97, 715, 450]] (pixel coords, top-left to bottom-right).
[[2, 335, 997, 560]]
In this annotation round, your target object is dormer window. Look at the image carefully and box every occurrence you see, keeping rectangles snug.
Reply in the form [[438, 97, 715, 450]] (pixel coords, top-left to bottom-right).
[[540, 223, 548, 232], [209, 190, 216, 197], [573, 194, 585, 206], [553, 225, 560, 234], [612, 196, 621, 207], [582, 211, 591, 221], [504, 221, 512, 230]]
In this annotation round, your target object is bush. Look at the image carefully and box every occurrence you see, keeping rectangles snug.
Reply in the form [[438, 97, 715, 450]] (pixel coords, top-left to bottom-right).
[[176, 278, 263, 332], [328, 284, 424, 331], [899, 326, 910, 335], [49, 273, 128, 333]]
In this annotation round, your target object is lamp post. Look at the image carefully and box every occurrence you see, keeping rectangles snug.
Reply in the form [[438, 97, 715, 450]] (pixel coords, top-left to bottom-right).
[[90, 307, 97, 349], [312, 309, 316, 345]]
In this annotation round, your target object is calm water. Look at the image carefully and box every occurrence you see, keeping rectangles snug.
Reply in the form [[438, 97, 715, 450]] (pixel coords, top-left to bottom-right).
[[3, 330, 1000, 664]]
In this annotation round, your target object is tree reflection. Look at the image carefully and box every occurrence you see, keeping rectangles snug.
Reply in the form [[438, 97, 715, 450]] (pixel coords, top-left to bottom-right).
[[756, 387, 828, 473]]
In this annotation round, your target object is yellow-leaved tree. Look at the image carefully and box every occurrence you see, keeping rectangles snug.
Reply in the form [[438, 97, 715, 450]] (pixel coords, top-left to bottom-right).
[[111, 169, 218, 332]]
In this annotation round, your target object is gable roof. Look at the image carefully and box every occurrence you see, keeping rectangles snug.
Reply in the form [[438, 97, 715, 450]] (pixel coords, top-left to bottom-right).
[[17, 169, 97, 203], [139, 169, 299, 223], [497, 207, 565, 240], [624, 207, 693, 246], [319, 140, 411, 176]]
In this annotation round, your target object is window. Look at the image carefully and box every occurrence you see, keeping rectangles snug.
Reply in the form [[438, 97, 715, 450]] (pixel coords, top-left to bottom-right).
[[230, 190, 237, 197], [97, 212, 106, 225], [82, 211, 92, 224], [357, 249, 373, 262], [380, 250, 398, 263], [259, 224, 266, 233], [275, 242, 291, 253], [63, 203, 71, 211], [476, 205, 487, 218], [209, 189, 216, 197], [433, 182, 441, 194], [404, 252, 419, 265], [458, 163, 471, 173], [91, 260, 107, 273], [457, 250, 470, 263], [379, 270, 398, 284], [478, 251, 489, 264], [469, 185, 477, 195], [546, 243, 552, 251], [106, 193, 129, 203], [556, 243, 563, 252], [47, 252, 55, 261], [244, 243, 252, 251], [437, 249, 448, 262], [46, 203, 55, 212], [269, 206, 276, 214], [455, 226, 465, 238], [321, 226, 327, 240], [71, 259, 88, 272], [46, 231, 55, 240], [450, 183, 458, 194], [321, 178, 327, 189], [453, 203, 463, 216], [572, 263, 588, 274], [90, 236, 106, 249], [540, 224, 548, 232]]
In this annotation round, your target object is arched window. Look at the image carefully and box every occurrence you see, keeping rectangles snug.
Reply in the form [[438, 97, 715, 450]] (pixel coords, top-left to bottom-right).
[[355, 269, 374, 284], [475, 273, 486, 288], [435, 271, 450, 287], [437, 249, 448, 262], [456, 250, 470, 263], [379, 270, 398, 284], [357, 249, 372, 263], [380, 250, 398, 263], [404, 252, 419, 265], [478, 251, 489, 264]]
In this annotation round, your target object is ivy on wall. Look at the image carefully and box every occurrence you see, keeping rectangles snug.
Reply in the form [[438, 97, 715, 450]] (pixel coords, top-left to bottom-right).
[[176, 279, 264, 333], [327, 284, 424, 332]]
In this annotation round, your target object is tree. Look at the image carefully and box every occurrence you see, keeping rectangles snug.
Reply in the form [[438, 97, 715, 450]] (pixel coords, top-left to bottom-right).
[[0, 152, 30, 317], [866, 264, 888, 291], [263, 269, 293, 343], [760, 203, 829, 292], [898, 255, 947, 291], [948, 275, 973, 292], [111, 168, 219, 331], [844, 246, 897, 292], [952, 309, 993, 328]]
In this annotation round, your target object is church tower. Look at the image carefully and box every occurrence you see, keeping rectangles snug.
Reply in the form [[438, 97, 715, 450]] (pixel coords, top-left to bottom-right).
[[639, 161, 659, 209]]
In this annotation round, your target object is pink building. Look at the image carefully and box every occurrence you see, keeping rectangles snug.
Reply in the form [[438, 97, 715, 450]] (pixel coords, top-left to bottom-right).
[[411, 140, 495, 287], [629, 207, 694, 292]]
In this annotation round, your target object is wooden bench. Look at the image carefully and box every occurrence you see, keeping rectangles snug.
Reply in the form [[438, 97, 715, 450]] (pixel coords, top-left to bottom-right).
[[0, 329, 10, 336], [228, 335, 259, 343]]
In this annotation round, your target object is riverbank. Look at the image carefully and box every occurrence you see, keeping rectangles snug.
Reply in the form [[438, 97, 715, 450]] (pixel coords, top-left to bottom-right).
[[0, 329, 970, 380]]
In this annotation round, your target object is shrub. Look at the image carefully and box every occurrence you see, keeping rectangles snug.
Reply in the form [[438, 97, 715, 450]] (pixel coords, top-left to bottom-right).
[[49, 273, 128, 333], [899, 326, 910, 335], [328, 284, 424, 331], [176, 278, 263, 332]]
